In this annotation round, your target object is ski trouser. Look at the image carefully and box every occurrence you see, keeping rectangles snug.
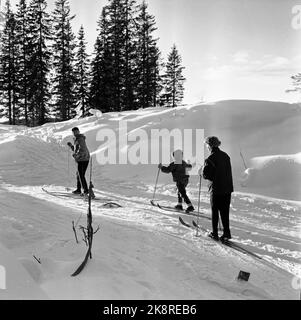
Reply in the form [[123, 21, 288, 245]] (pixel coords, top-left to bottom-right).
[[176, 181, 192, 205], [76, 160, 89, 193], [210, 193, 232, 237]]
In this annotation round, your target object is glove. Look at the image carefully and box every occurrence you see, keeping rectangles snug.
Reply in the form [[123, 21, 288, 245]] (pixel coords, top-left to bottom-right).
[[67, 142, 74, 151], [158, 163, 162, 169]]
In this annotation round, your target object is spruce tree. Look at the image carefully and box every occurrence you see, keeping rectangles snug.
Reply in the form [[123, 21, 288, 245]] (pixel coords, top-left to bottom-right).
[[161, 44, 185, 108], [15, 0, 30, 125], [27, 0, 52, 125], [74, 25, 90, 117], [136, 1, 161, 108], [106, 0, 126, 111], [90, 0, 164, 112], [0, 2, 5, 28], [89, 7, 114, 112], [123, 0, 139, 110], [0, 1, 19, 124], [52, 0, 76, 121]]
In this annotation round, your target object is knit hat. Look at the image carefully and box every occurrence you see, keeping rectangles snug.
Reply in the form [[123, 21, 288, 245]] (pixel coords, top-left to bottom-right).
[[205, 136, 221, 148]]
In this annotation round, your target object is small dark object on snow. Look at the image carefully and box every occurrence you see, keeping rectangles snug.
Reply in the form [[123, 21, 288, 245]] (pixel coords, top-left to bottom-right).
[[103, 202, 122, 208], [72, 221, 79, 244], [33, 255, 41, 264], [237, 270, 250, 282]]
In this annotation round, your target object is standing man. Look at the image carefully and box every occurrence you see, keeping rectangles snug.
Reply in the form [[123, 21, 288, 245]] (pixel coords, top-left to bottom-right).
[[67, 127, 90, 195], [201, 136, 234, 241]]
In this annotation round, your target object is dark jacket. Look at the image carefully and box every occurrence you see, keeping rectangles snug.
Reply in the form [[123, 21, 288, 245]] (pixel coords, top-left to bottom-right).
[[73, 134, 90, 162], [203, 147, 233, 195], [161, 161, 192, 184]]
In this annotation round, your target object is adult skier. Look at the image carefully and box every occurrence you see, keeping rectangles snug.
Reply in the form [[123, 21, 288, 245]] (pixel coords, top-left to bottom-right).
[[200, 136, 233, 241], [158, 150, 195, 213], [67, 127, 90, 195]]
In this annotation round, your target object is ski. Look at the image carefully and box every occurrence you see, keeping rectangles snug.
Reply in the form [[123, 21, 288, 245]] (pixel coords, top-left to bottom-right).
[[102, 202, 122, 208], [42, 187, 102, 201], [42, 187, 122, 208], [151, 201, 210, 220], [71, 245, 91, 277], [150, 200, 157, 207], [220, 239, 263, 260], [192, 219, 262, 260], [179, 217, 262, 260], [179, 216, 192, 228]]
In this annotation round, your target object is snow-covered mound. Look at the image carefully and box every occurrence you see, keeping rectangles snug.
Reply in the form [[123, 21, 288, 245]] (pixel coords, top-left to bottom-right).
[[0, 243, 48, 299], [241, 153, 301, 201], [2, 99, 300, 200]]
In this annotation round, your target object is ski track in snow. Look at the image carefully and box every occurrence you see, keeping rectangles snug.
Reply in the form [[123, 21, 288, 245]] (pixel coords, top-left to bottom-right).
[[3, 181, 300, 278]]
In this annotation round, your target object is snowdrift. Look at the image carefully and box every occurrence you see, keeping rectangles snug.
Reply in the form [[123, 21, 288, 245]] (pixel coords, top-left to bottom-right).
[[240, 153, 301, 201], [0, 243, 48, 299], [1, 99, 298, 200]]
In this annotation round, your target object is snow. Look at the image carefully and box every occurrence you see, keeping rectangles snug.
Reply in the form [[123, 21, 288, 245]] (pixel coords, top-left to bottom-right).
[[0, 117, 8, 124], [240, 153, 301, 200], [0, 242, 48, 299], [0, 99, 300, 299]]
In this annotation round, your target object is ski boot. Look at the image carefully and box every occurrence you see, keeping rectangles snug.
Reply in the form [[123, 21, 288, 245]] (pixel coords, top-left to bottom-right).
[[219, 234, 231, 242], [208, 232, 219, 241], [83, 190, 95, 200], [185, 205, 195, 213], [72, 189, 81, 195], [174, 204, 184, 211]]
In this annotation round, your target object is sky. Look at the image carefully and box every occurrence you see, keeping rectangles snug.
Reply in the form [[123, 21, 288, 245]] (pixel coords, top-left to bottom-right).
[[3, 0, 301, 104]]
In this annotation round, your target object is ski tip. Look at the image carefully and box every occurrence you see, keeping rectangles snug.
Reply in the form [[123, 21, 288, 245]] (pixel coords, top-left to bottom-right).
[[102, 202, 122, 208], [192, 220, 199, 228], [179, 216, 191, 228]]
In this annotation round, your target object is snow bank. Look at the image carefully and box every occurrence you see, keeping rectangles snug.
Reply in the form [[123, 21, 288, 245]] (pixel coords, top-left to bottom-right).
[[240, 153, 301, 201], [0, 243, 48, 299], [0, 100, 300, 200], [59, 100, 300, 201]]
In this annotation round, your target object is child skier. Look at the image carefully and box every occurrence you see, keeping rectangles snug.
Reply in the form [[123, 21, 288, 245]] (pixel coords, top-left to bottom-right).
[[158, 150, 195, 213]]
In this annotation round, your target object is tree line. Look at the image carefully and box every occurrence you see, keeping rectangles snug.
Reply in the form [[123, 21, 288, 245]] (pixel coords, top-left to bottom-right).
[[0, 0, 186, 126]]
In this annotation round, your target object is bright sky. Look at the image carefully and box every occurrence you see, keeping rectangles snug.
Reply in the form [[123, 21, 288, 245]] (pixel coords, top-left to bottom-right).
[[5, 0, 301, 104]]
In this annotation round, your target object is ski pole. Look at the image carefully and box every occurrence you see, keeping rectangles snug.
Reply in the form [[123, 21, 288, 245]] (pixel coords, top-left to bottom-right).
[[152, 167, 160, 203], [239, 145, 247, 170], [66, 142, 75, 191], [218, 215, 222, 232], [196, 173, 202, 237], [67, 148, 70, 177], [66, 148, 71, 190]]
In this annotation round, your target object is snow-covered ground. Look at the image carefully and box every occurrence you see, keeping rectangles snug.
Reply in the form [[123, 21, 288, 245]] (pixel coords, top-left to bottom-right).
[[0, 100, 300, 299]]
